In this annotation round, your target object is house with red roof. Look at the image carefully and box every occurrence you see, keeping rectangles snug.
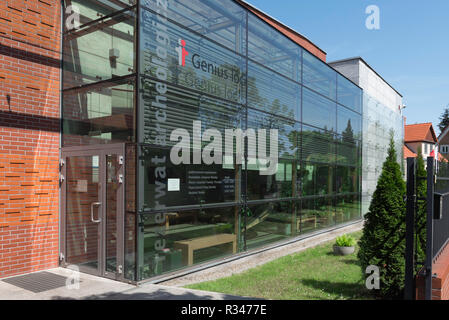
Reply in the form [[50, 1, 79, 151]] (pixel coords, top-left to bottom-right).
[[437, 126, 449, 162], [404, 122, 438, 162]]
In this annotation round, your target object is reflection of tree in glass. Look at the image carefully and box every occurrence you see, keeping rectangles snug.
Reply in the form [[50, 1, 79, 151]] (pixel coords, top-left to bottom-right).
[[342, 119, 355, 144], [247, 75, 297, 158], [300, 128, 335, 163]]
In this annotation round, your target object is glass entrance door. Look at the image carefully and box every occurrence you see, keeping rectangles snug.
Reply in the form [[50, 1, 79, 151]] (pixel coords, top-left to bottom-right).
[[61, 144, 125, 280]]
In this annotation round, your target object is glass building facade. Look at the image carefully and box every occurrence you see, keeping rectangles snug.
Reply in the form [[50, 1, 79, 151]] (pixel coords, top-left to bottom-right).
[[61, 0, 362, 282], [362, 93, 403, 215]]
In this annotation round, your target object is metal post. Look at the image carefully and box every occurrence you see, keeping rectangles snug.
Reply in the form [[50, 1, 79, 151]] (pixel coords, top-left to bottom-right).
[[425, 157, 435, 300], [404, 157, 416, 300], [135, 0, 144, 282]]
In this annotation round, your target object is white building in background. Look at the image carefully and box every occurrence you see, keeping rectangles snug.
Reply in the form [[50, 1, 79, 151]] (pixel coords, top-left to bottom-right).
[[329, 57, 405, 215]]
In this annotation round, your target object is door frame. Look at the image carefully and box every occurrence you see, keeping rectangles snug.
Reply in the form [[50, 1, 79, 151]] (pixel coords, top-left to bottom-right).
[[60, 143, 126, 281]]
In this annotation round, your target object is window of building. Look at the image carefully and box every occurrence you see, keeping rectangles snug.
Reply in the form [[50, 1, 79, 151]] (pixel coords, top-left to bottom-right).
[[303, 50, 337, 100], [62, 5, 137, 147], [337, 75, 362, 113], [441, 145, 449, 154], [302, 88, 336, 132]]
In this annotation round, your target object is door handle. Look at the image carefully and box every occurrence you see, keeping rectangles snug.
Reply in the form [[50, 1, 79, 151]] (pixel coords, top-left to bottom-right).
[[91, 202, 101, 223]]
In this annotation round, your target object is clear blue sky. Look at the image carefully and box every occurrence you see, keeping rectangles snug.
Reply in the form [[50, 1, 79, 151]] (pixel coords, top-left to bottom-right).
[[246, 0, 449, 135]]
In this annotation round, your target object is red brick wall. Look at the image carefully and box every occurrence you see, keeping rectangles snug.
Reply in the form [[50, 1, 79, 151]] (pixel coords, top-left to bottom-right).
[[0, 0, 61, 278], [416, 242, 449, 300]]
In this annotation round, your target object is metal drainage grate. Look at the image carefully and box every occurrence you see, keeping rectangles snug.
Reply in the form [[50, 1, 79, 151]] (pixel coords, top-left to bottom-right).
[[2, 271, 70, 293]]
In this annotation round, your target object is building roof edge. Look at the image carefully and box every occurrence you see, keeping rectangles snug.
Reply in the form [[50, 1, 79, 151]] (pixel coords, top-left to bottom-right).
[[328, 57, 403, 98], [234, 0, 327, 57]]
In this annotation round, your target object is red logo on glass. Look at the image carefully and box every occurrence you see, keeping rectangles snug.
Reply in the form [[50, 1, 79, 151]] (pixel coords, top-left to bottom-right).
[[175, 39, 189, 67]]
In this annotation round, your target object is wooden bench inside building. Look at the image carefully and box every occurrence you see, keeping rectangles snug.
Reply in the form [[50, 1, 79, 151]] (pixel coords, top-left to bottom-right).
[[173, 233, 237, 266]]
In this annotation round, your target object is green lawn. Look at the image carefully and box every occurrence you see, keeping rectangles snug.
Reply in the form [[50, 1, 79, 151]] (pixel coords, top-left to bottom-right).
[[186, 231, 373, 300]]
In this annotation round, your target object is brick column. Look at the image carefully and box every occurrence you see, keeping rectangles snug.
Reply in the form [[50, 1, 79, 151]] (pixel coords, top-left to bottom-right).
[[0, 0, 61, 278], [416, 243, 449, 300]]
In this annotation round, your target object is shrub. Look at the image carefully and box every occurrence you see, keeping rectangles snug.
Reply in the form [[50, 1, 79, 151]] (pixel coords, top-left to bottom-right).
[[335, 234, 356, 247], [358, 134, 406, 299]]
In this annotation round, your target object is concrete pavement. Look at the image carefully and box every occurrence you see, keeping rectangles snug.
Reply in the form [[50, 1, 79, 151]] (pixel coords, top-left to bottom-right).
[[0, 268, 251, 300]]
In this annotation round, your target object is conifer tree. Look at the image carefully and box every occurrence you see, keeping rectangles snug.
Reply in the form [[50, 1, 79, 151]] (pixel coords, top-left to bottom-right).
[[415, 147, 427, 272], [358, 135, 406, 299], [438, 106, 449, 133]]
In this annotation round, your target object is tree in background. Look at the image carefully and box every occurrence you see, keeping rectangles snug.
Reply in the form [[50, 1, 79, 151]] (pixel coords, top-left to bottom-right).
[[438, 106, 449, 133], [414, 147, 427, 273], [358, 135, 406, 299]]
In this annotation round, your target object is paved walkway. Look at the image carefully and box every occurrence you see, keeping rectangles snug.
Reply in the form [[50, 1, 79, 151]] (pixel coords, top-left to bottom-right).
[[0, 268, 251, 300]]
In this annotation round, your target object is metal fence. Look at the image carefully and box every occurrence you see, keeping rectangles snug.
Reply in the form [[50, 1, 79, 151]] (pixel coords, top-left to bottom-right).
[[405, 157, 449, 300], [434, 161, 449, 258]]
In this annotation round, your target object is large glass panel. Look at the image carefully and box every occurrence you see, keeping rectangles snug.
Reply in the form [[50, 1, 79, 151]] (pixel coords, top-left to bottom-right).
[[63, 0, 133, 33], [301, 125, 336, 163], [66, 155, 100, 270], [62, 77, 135, 146], [246, 109, 299, 200], [247, 13, 301, 82], [143, 145, 242, 208], [335, 195, 361, 223], [337, 74, 362, 113], [301, 162, 335, 196], [246, 158, 296, 201], [362, 92, 403, 215], [337, 105, 362, 139], [337, 138, 361, 166], [300, 197, 335, 233], [245, 201, 293, 250], [140, 78, 245, 144], [140, 79, 244, 208], [302, 88, 336, 132], [247, 109, 298, 160], [140, 0, 247, 55], [141, 205, 238, 278], [247, 61, 300, 121], [63, 9, 136, 89], [336, 166, 359, 194], [140, 7, 246, 105], [303, 50, 336, 100]]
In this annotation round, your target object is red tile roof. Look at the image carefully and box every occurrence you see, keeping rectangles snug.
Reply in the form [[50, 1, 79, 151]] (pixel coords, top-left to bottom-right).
[[404, 123, 438, 143], [403, 145, 417, 159]]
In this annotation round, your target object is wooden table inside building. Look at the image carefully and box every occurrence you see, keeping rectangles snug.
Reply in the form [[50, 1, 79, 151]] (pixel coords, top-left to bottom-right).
[[173, 233, 237, 266], [297, 215, 317, 230]]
